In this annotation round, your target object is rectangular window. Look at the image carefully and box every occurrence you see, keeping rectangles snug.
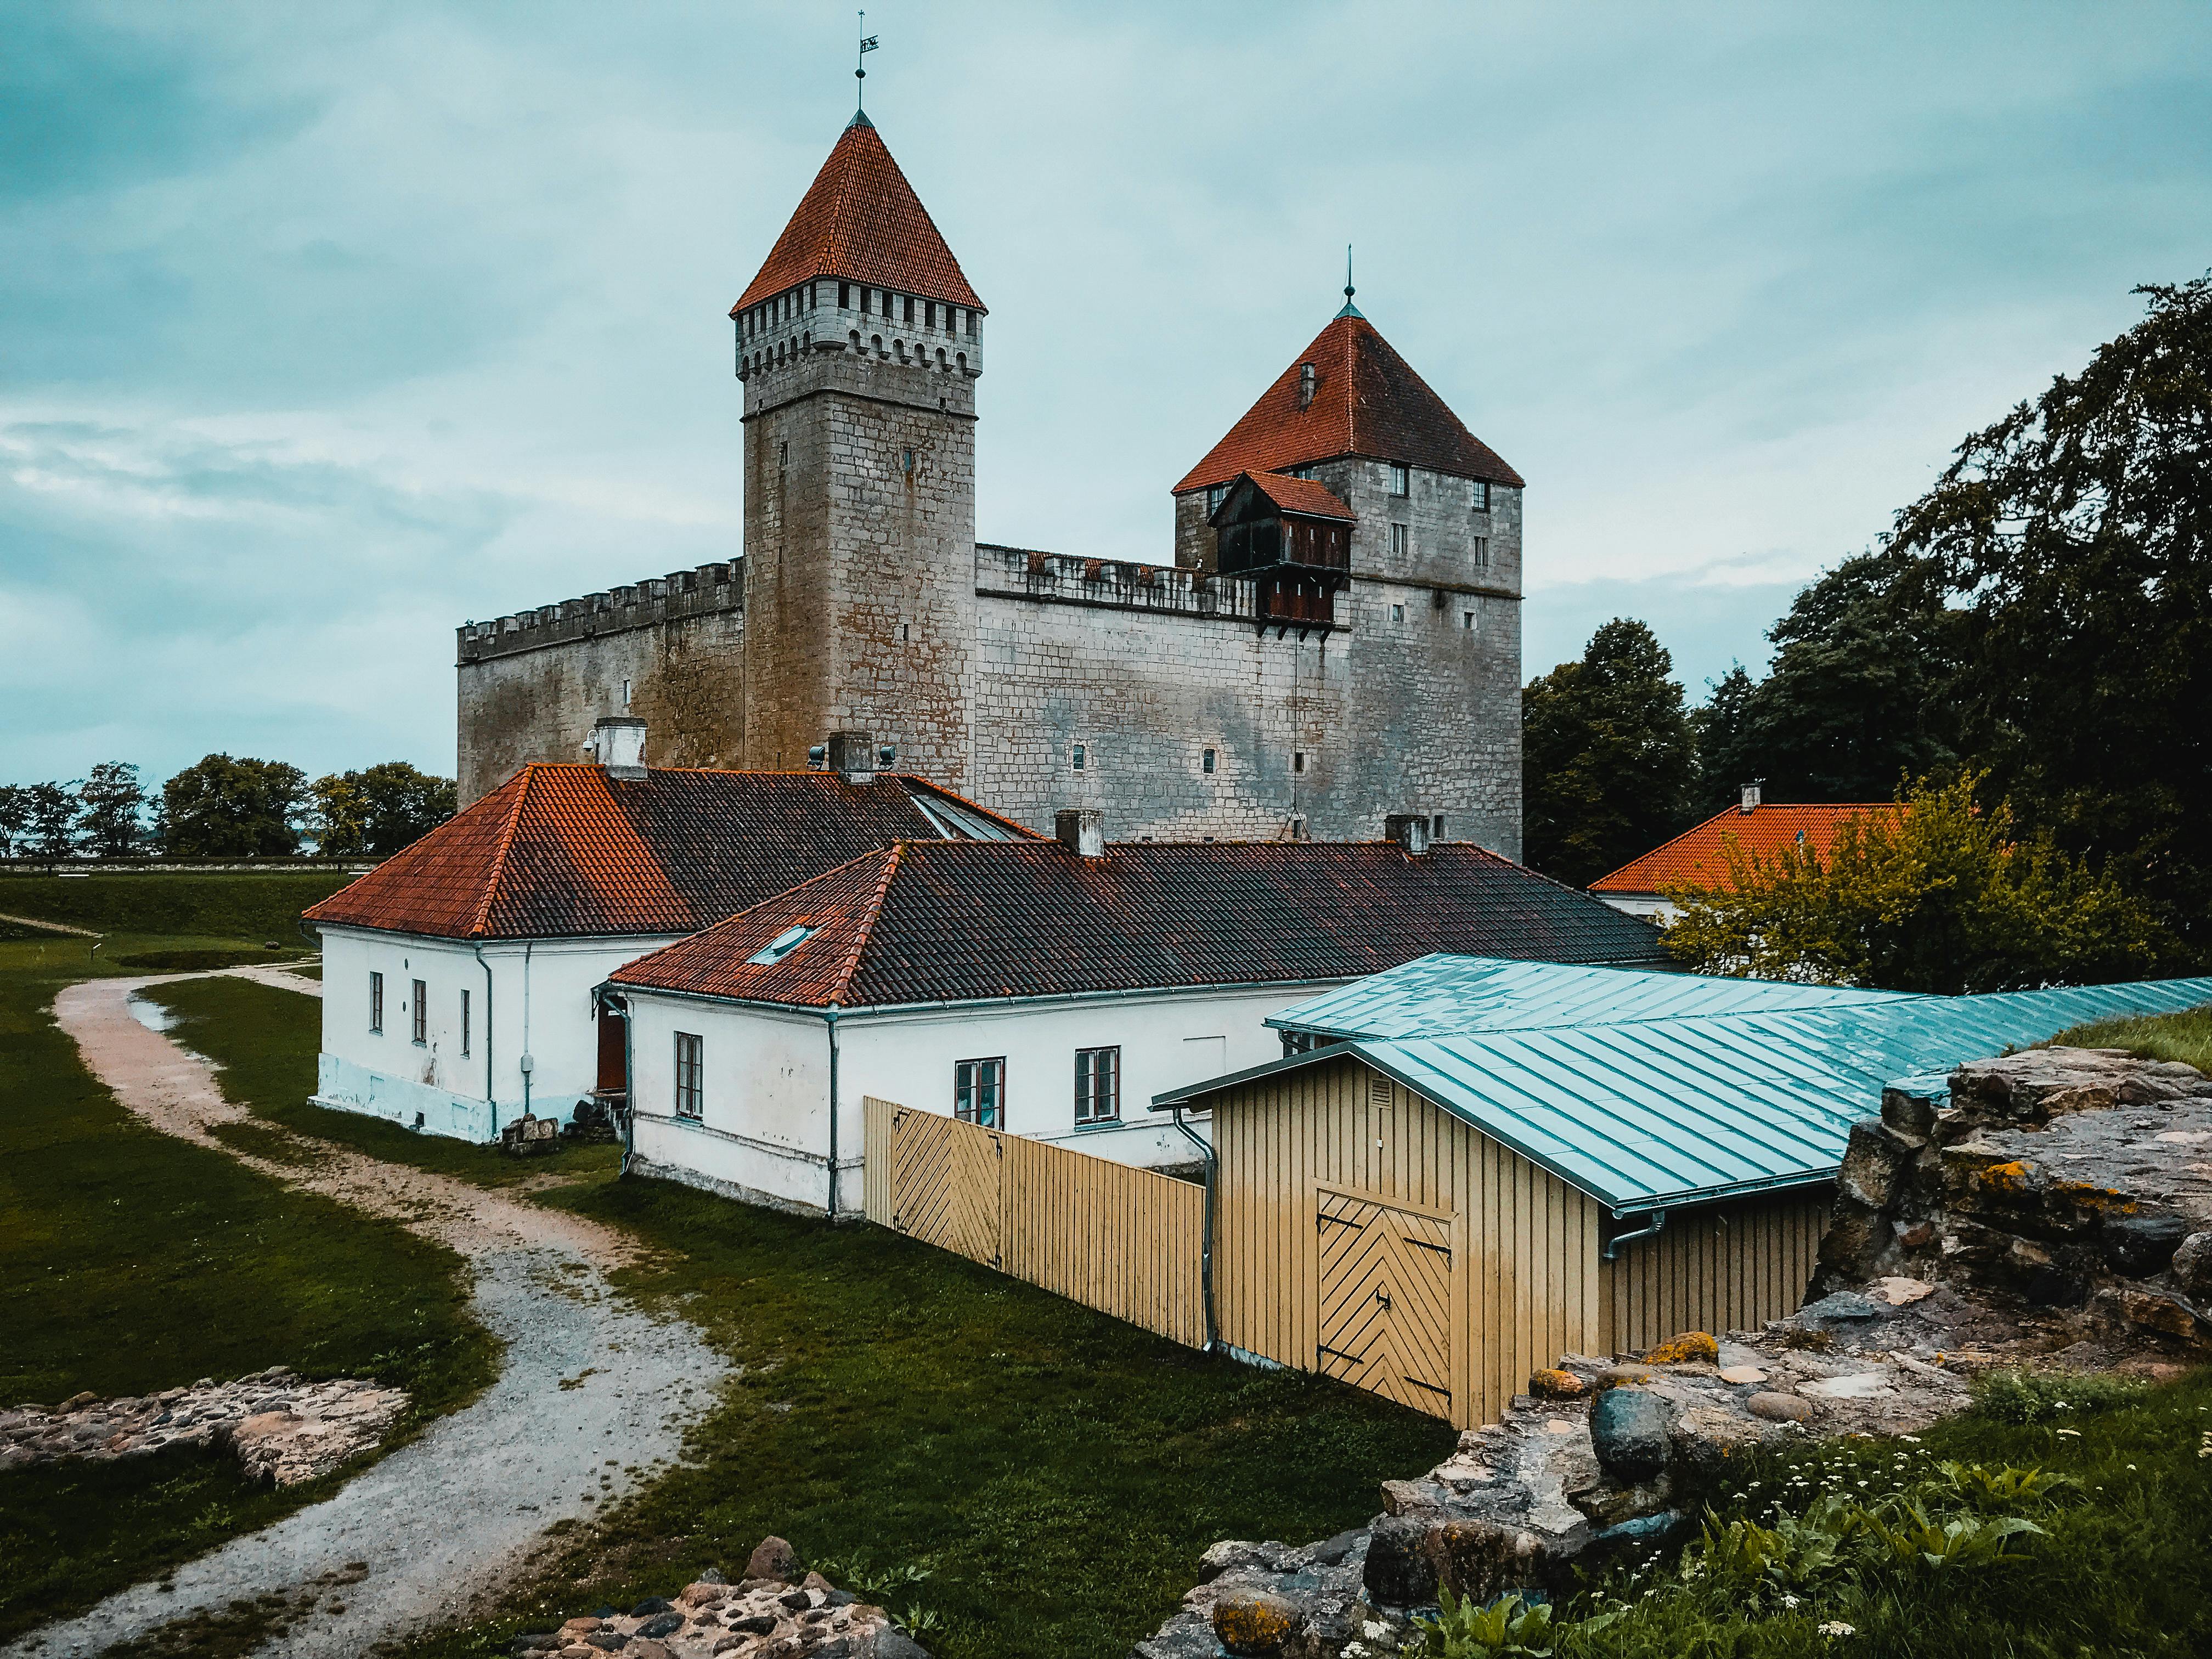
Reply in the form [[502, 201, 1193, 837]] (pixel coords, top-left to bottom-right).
[[1201, 747, 1216, 774], [1391, 523, 1409, 557], [674, 1032, 703, 1120], [369, 970, 383, 1034], [1075, 1046, 1121, 1126], [1390, 462, 1410, 496], [966, 309, 977, 338], [902, 295, 915, 324], [924, 301, 935, 329], [1431, 814, 1446, 839], [1206, 484, 1226, 514], [1464, 610, 1479, 633], [1470, 479, 1491, 512], [1072, 742, 1086, 772], [1293, 751, 1307, 774], [860, 287, 872, 315], [955, 1057, 1005, 1127], [461, 989, 471, 1057], [622, 677, 633, 707], [839, 280, 850, 308], [1391, 603, 1406, 624], [411, 979, 427, 1045], [1472, 536, 1490, 569]]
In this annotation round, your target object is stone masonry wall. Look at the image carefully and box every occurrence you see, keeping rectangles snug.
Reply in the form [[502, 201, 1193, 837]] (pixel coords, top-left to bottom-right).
[[455, 566, 745, 805]]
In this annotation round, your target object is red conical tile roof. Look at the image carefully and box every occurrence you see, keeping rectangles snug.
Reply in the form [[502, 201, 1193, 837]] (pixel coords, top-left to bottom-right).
[[1173, 312, 1522, 495], [731, 115, 983, 316]]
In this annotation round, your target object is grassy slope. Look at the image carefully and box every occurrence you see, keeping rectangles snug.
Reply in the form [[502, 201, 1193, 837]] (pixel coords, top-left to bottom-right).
[[0, 872, 351, 942], [144, 977, 620, 1190], [0, 934, 496, 1643], [2053, 1003, 2212, 1074]]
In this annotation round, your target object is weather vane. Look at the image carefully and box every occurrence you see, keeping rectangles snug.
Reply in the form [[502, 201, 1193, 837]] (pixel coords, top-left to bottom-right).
[[855, 11, 878, 112], [1338, 244, 1363, 319]]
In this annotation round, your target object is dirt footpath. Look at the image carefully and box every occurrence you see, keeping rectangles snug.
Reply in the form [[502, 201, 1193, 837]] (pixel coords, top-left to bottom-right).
[[9, 976, 729, 1659]]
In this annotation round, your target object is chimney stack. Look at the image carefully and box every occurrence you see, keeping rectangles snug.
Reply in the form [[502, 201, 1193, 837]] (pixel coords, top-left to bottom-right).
[[1740, 782, 1762, 815], [1055, 808, 1105, 859], [826, 730, 876, 785], [589, 716, 648, 781], [1384, 814, 1431, 855]]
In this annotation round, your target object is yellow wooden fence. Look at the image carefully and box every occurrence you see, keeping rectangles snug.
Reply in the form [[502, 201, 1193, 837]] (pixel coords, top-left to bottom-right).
[[861, 1097, 1207, 1347]]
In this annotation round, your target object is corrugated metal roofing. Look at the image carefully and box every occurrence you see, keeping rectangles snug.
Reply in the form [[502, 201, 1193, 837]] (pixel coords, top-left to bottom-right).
[[1165, 967, 2212, 1215], [1268, 953, 1914, 1040]]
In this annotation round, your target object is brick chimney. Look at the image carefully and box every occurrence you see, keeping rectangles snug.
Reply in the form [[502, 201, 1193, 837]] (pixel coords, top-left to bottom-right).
[[827, 730, 877, 785], [1055, 808, 1104, 858], [1384, 813, 1431, 855], [1740, 782, 1762, 814], [589, 716, 647, 781]]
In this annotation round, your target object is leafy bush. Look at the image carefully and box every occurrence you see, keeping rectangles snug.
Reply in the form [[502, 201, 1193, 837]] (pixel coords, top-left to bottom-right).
[[1407, 1590, 1556, 1658], [1971, 1368, 2148, 1425]]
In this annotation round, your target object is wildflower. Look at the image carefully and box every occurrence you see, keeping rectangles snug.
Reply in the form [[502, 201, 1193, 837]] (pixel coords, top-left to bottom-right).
[[1818, 1622, 1856, 1638], [1781, 1595, 1802, 1610], [2126, 1463, 2137, 1470], [2054, 1428, 2081, 1438]]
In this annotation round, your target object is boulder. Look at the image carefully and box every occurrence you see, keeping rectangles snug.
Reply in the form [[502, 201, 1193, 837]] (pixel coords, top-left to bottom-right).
[[1571, 1472, 1674, 1527], [1747, 1391, 1815, 1423], [1594, 1364, 1653, 1390], [634, 1615, 684, 1640], [2101, 1210, 2194, 1278], [1588, 1387, 1674, 1480], [745, 1536, 803, 1583], [2174, 1233, 2212, 1299], [851, 1630, 929, 1659], [624, 1643, 671, 1659], [1796, 1291, 1883, 1325], [1426, 1515, 1556, 1601], [1362, 1514, 1437, 1607], [1839, 1120, 1916, 1210], [1211, 1590, 1300, 1656], [1642, 1331, 1719, 1365], [629, 1600, 674, 1617], [1528, 1368, 1587, 1400]]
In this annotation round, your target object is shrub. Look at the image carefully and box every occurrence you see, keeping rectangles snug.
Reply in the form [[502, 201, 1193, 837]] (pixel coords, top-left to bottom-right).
[[1971, 1368, 2148, 1425]]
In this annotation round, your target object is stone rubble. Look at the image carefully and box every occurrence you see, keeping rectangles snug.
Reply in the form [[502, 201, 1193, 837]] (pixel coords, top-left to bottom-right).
[[0, 1365, 407, 1486], [1137, 1046, 2212, 1658], [510, 1538, 927, 1659]]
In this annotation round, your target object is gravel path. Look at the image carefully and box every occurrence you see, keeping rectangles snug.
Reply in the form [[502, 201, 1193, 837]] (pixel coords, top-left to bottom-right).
[[10, 975, 729, 1659]]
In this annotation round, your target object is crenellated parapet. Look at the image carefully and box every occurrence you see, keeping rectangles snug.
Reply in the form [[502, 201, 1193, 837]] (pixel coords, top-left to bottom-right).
[[456, 561, 743, 664]]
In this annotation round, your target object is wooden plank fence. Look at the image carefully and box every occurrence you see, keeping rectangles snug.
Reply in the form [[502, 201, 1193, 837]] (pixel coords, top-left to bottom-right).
[[861, 1096, 1207, 1347]]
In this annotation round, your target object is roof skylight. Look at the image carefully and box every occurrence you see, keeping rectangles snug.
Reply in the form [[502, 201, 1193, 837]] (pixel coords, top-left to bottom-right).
[[747, 924, 817, 966]]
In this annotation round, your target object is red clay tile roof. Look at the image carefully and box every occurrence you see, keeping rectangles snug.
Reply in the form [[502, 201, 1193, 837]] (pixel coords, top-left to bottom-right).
[[1590, 803, 1904, 896], [610, 839, 1671, 1008], [1173, 313, 1523, 496], [1231, 471, 1356, 523], [302, 765, 1034, 941], [731, 116, 983, 317]]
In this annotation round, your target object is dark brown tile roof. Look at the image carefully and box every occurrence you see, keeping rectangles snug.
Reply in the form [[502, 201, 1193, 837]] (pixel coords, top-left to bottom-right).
[[302, 765, 1034, 941], [610, 839, 1671, 1008], [731, 115, 983, 316], [1173, 312, 1523, 495], [1592, 803, 1904, 896], [1235, 471, 1356, 522]]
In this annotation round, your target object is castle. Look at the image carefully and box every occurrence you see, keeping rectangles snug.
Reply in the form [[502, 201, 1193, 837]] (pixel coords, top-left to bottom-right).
[[456, 112, 1527, 854]]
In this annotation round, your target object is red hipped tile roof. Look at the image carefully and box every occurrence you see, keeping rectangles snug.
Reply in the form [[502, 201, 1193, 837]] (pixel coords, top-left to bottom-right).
[[1173, 312, 1523, 496], [610, 839, 1672, 1008], [1590, 803, 1904, 896], [1229, 471, 1356, 522], [302, 764, 1034, 941], [731, 116, 983, 316]]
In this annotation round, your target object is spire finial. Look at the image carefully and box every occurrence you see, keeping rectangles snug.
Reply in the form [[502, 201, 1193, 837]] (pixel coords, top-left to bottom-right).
[[1335, 243, 1365, 319], [853, 11, 878, 121]]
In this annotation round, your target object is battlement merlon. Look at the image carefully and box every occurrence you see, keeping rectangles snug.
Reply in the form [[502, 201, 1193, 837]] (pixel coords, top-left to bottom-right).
[[456, 561, 743, 666]]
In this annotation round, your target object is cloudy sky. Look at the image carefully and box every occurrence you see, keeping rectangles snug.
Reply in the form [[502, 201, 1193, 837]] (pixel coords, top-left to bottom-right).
[[5, 1, 2209, 790]]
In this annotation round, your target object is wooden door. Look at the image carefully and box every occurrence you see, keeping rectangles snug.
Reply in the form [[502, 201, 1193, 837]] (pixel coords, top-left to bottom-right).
[[888, 1108, 1005, 1268], [1316, 1188, 1455, 1417]]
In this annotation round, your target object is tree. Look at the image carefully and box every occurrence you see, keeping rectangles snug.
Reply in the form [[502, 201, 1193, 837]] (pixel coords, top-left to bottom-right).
[[160, 755, 307, 856], [1522, 618, 1697, 887], [1699, 551, 1962, 811], [76, 761, 149, 859], [1663, 773, 2179, 994], [24, 783, 79, 859], [0, 786, 29, 858], [1891, 273, 2212, 947], [309, 763, 456, 857]]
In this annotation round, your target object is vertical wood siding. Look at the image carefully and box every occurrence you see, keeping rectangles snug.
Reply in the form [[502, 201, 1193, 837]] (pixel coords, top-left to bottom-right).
[[1212, 1054, 1606, 1429], [863, 1097, 1206, 1346], [1599, 1189, 1830, 1354]]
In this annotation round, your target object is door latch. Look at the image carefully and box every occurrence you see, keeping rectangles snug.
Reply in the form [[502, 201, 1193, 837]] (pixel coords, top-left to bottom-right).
[[1374, 1288, 1392, 1310]]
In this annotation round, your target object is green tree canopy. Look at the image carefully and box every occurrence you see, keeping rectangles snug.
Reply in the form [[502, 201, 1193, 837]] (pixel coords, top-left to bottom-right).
[[0, 786, 31, 858], [23, 783, 78, 860], [309, 762, 456, 857], [1889, 272, 2212, 944], [160, 755, 307, 857], [1522, 618, 1697, 887], [1664, 773, 2179, 994], [75, 761, 148, 859]]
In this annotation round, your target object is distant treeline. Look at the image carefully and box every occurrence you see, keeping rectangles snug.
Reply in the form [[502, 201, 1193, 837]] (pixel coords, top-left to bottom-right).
[[0, 758, 456, 861]]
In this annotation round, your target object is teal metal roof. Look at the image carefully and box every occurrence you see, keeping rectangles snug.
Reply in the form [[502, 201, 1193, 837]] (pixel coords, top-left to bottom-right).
[[1164, 966, 2212, 1215], [1268, 953, 1912, 1040]]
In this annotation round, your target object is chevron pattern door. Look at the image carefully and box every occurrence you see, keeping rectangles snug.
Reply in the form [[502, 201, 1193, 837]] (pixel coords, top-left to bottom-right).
[[1316, 1188, 1455, 1415], [888, 1108, 1004, 1267]]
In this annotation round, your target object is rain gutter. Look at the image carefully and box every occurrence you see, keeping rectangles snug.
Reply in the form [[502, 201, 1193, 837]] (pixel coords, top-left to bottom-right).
[[1169, 1102, 1219, 1351]]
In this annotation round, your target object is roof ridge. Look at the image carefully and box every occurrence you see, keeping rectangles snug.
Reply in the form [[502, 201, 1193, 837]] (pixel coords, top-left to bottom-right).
[[822, 842, 904, 1005], [467, 765, 537, 939]]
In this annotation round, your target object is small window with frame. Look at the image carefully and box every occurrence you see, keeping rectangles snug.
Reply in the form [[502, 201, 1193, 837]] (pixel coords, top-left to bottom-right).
[[369, 970, 383, 1034], [1075, 1046, 1121, 1126], [955, 1057, 1005, 1127], [674, 1032, 703, 1120], [1470, 478, 1491, 512], [411, 979, 427, 1045], [1071, 742, 1086, 772], [1389, 462, 1410, 496], [1391, 523, 1408, 557], [1201, 747, 1216, 774]]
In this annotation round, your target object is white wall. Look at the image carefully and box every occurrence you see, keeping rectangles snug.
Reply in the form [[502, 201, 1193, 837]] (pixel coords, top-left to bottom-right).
[[314, 926, 682, 1141], [615, 980, 1339, 1215]]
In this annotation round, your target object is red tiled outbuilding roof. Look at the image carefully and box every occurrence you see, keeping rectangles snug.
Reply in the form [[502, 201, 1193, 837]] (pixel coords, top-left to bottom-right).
[[302, 764, 1034, 941], [1173, 312, 1523, 496], [1590, 803, 1903, 896], [1224, 470, 1356, 523], [731, 115, 983, 317], [610, 839, 1672, 1008]]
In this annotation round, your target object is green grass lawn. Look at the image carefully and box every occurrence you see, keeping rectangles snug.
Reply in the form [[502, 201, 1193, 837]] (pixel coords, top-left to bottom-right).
[[0, 872, 351, 944], [0, 933, 497, 1643], [2053, 1002, 2212, 1074]]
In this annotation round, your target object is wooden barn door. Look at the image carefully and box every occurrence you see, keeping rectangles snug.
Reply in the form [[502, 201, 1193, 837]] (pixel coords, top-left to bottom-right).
[[887, 1107, 1004, 1268], [1316, 1188, 1455, 1417]]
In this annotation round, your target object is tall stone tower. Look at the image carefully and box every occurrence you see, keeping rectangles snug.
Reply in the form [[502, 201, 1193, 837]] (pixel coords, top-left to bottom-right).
[[730, 112, 986, 783]]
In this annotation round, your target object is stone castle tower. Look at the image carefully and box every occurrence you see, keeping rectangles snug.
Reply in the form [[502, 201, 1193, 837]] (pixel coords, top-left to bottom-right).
[[456, 114, 1527, 855]]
